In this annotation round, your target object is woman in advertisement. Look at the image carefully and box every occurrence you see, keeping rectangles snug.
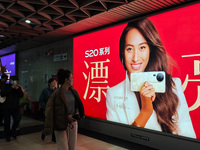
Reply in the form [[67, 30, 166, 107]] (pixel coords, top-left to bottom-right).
[[106, 18, 196, 138]]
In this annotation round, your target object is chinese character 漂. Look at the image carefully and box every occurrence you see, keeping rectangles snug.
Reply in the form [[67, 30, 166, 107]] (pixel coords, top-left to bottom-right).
[[83, 59, 110, 102]]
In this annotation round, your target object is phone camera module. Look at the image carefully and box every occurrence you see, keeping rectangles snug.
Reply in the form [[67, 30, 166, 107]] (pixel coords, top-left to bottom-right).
[[156, 73, 164, 82]]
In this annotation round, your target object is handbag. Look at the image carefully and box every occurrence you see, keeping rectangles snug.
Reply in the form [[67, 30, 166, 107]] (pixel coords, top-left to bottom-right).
[[0, 96, 6, 103], [19, 94, 30, 106]]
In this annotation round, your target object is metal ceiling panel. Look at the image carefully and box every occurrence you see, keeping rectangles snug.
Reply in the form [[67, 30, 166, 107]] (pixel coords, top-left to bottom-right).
[[0, 0, 198, 55]]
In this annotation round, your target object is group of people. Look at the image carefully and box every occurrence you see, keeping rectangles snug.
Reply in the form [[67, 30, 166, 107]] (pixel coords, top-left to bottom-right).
[[0, 69, 85, 150]]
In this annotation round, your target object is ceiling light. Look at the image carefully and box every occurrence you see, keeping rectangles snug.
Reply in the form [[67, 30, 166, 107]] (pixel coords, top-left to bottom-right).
[[25, 19, 31, 24]]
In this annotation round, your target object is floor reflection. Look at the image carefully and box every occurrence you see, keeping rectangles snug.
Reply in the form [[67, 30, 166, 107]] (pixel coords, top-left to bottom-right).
[[0, 113, 156, 150], [0, 113, 44, 139]]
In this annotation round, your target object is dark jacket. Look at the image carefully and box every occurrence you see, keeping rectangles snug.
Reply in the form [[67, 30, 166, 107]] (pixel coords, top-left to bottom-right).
[[43, 87, 84, 135], [39, 86, 56, 110], [0, 83, 24, 110]]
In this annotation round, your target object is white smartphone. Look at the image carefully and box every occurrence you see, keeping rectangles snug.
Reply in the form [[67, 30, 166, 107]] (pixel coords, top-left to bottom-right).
[[130, 71, 166, 93]]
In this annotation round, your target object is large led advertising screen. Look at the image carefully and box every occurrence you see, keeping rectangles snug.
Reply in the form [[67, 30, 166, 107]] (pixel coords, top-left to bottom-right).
[[73, 3, 200, 140], [0, 53, 16, 80]]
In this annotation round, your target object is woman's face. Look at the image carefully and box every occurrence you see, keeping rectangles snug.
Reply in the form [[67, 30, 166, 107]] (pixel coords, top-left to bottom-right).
[[66, 73, 73, 87], [124, 28, 150, 76]]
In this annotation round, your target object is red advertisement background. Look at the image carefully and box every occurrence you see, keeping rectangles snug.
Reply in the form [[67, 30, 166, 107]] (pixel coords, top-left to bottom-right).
[[73, 3, 200, 139]]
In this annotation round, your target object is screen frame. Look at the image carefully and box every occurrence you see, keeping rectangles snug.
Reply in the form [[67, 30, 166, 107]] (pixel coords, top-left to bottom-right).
[[73, 1, 200, 149], [79, 117, 200, 150]]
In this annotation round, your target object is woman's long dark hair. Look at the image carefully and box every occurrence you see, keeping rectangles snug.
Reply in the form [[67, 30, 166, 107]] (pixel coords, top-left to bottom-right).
[[57, 69, 71, 85], [119, 18, 179, 133]]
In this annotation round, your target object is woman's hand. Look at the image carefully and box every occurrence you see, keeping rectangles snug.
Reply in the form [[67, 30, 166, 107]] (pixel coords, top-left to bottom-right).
[[140, 81, 155, 113], [132, 81, 156, 128], [12, 83, 19, 89], [68, 115, 76, 123]]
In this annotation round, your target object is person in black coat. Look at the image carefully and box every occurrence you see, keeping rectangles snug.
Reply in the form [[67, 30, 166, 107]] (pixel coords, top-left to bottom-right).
[[1, 76, 24, 142], [0, 74, 8, 126]]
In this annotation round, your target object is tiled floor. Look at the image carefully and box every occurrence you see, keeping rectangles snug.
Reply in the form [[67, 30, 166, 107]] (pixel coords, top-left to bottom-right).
[[0, 132, 128, 150], [0, 114, 156, 150], [0, 116, 44, 132]]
